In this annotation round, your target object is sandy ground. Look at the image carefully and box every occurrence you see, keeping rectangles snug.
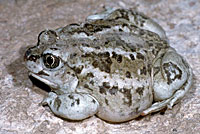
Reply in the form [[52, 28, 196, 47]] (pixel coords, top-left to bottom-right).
[[0, 0, 199, 134]]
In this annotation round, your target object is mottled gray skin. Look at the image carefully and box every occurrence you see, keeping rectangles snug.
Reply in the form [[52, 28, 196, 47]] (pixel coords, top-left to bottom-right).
[[24, 8, 192, 123]]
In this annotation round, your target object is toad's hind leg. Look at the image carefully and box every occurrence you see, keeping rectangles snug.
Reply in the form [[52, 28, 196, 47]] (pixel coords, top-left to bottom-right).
[[42, 92, 99, 120], [142, 48, 193, 115]]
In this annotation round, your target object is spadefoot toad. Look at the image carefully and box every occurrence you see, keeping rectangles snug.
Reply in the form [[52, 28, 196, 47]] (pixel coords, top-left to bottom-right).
[[24, 8, 192, 123]]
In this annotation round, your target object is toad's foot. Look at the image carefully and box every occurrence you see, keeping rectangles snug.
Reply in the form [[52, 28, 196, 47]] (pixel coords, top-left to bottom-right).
[[141, 80, 192, 116]]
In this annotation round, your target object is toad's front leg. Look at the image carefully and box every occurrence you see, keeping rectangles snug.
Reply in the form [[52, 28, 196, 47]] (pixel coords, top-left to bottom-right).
[[42, 92, 99, 120]]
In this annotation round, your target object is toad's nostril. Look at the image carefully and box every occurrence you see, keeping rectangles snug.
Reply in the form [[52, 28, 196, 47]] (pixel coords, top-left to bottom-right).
[[24, 48, 32, 61], [24, 48, 32, 59], [24, 48, 40, 62]]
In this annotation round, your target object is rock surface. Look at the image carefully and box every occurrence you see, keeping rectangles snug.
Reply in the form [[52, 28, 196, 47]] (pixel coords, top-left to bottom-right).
[[0, 0, 199, 134]]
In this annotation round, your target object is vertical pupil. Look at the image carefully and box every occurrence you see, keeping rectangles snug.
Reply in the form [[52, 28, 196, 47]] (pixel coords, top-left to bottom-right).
[[43, 54, 59, 69], [47, 56, 54, 65]]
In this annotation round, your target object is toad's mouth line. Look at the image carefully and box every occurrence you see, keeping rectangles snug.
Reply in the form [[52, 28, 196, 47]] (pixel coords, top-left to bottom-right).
[[29, 72, 59, 90]]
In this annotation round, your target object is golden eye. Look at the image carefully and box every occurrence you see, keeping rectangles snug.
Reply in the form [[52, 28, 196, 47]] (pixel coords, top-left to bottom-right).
[[43, 54, 60, 69]]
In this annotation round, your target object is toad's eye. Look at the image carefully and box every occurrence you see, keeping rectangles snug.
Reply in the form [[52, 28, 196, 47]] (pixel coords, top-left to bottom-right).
[[43, 54, 60, 69]]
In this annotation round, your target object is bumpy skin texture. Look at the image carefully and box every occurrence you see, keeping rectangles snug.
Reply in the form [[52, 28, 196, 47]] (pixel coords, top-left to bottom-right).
[[24, 8, 192, 123]]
